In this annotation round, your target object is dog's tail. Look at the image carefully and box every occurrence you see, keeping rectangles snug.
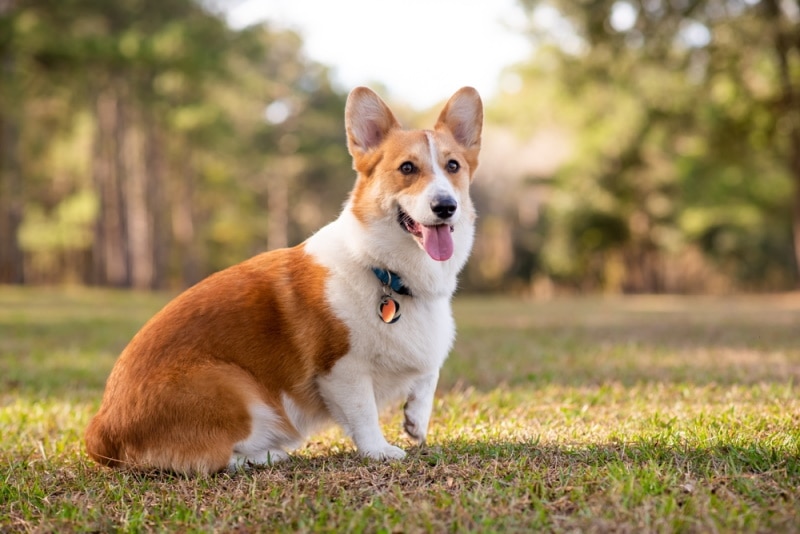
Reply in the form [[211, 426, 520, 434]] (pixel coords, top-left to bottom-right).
[[84, 414, 124, 468]]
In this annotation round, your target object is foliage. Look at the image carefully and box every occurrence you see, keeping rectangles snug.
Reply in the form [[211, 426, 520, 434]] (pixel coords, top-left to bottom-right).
[[0, 1, 349, 288], [485, 0, 800, 292], [2, 1, 800, 292], [2, 289, 800, 530]]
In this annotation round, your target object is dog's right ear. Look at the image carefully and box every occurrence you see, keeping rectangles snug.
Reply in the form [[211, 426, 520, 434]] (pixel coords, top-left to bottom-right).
[[345, 87, 400, 159]]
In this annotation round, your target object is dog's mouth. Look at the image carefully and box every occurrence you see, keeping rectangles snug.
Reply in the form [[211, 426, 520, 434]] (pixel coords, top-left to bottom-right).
[[397, 208, 454, 262]]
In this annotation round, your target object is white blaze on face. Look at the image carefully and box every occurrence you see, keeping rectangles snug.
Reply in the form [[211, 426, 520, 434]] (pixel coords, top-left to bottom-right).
[[425, 132, 458, 209], [397, 133, 461, 262], [407, 132, 457, 262]]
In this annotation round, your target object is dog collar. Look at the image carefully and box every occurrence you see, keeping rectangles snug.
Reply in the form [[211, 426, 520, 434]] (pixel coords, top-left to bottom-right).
[[372, 267, 410, 325], [372, 267, 412, 296]]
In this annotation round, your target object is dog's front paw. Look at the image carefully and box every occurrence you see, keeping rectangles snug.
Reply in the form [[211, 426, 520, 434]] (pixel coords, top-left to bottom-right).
[[360, 444, 407, 461]]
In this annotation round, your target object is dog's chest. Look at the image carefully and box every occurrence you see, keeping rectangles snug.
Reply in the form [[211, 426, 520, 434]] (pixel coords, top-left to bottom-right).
[[304, 219, 458, 371], [337, 294, 454, 408], [326, 278, 454, 370], [362, 295, 454, 366]]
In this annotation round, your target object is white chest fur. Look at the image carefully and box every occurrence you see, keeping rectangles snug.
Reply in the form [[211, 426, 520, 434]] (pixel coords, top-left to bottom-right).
[[302, 210, 460, 459], [305, 212, 458, 373]]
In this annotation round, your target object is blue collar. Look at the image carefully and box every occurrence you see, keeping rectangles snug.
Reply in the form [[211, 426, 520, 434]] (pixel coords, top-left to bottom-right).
[[372, 267, 412, 296]]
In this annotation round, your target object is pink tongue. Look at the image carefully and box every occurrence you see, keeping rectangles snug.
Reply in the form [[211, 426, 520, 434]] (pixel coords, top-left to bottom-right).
[[420, 224, 454, 261]]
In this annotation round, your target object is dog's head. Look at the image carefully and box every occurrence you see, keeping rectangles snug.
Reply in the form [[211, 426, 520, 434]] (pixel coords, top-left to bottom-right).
[[344, 87, 483, 264]]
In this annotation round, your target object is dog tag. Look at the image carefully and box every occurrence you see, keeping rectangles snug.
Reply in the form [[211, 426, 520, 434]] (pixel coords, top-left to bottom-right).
[[379, 296, 401, 324]]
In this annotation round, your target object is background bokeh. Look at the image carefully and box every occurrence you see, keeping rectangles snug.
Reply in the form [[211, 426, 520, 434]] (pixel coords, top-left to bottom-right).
[[1, 0, 798, 294]]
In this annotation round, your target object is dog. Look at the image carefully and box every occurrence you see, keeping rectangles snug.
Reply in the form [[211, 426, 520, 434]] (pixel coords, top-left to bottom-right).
[[84, 86, 483, 474]]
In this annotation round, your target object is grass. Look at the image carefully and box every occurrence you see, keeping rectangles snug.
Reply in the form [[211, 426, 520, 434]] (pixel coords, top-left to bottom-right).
[[1, 287, 800, 532]]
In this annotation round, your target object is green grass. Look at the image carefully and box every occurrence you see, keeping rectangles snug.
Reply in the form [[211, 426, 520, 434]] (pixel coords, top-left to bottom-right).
[[2, 287, 800, 532]]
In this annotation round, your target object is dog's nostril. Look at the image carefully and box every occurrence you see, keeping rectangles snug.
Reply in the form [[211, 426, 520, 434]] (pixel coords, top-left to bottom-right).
[[431, 197, 457, 220]]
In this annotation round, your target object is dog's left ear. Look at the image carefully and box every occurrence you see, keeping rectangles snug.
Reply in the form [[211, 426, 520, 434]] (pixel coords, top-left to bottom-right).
[[435, 87, 483, 151]]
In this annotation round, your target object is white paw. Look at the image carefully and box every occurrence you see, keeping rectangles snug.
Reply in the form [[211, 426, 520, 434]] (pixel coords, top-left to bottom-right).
[[359, 444, 407, 461]]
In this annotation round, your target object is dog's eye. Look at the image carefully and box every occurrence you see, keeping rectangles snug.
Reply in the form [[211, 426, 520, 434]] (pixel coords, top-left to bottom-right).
[[446, 160, 460, 173], [399, 162, 416, 175]]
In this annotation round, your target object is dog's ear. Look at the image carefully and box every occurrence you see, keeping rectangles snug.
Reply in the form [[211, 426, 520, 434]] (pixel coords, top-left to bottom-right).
[[345, 87, 401, 158], [435, 87, 483, 151]]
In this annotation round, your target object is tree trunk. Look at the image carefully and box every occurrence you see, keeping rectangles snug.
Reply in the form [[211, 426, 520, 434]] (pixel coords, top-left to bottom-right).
[[266, 154, 304, 251], [145, 116, 169, 289], [0, 45, 24, 284], [91, 84, 130, 287], [266, 169, 289, 251], [172, 151, 201, 287], [0, 114, 24, 285], [765, 0, 800, 285], [123, 105, 154, 290], [793, 147, 800, 287]]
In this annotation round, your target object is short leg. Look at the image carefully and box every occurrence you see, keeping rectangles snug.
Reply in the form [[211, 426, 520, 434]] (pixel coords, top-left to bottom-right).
[[318, 359, 406, 460], [403, 372, 439, 444]]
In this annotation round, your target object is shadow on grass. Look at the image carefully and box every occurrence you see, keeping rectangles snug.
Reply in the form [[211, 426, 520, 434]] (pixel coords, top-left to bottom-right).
[[7, 436, 798, 533], [67, 436, 800, 485], [68, 437, 799, 517]]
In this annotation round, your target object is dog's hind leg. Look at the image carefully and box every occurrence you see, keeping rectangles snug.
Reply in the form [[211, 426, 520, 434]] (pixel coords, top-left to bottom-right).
[[228, 403, 295, 470]]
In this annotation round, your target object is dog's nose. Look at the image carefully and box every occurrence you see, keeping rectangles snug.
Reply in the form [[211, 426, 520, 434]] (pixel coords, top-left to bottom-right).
[[431, 196, 457, 220]]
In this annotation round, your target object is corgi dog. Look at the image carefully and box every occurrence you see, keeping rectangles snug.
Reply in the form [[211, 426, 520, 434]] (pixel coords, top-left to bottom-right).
[[84, 86, 483, 474]]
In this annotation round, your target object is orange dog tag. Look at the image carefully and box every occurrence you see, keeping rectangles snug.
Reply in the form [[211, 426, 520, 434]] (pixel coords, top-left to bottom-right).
[[379, 296, 401, 324]]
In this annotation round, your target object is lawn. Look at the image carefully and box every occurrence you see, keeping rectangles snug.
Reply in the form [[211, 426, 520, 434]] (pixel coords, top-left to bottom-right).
[[1, 287, 799, 532]]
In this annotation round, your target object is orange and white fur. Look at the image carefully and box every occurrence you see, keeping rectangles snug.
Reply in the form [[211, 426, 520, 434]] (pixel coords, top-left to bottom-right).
[[85, 87, 483, 474]]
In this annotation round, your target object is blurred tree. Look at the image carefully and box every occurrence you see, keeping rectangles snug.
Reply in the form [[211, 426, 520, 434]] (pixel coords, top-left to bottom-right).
[[0, 1, 350, 288], [763, 0, 800, 284], [502, 0, 799, 292], [0, 0, 235, 287], [0, 0, 24, 283]]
